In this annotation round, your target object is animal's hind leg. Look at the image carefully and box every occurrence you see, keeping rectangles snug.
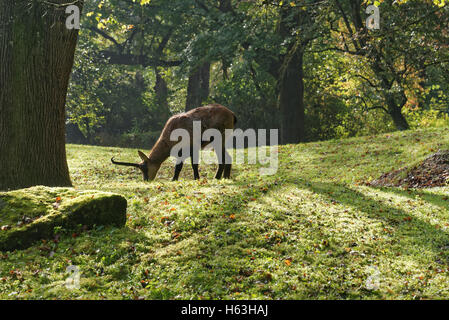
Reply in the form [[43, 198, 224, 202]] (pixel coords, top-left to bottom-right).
[[223, 148, 232, 179], [215, 147, 224, 179], [190, 146, 200, 180]]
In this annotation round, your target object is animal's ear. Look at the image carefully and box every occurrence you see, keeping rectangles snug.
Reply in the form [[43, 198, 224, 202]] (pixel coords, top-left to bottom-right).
[[138, 150, 149, 162]]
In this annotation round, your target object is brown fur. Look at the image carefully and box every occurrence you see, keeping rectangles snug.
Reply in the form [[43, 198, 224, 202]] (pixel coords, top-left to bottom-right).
[[146, 104, 235, 164], [134, 104, 236, 181]]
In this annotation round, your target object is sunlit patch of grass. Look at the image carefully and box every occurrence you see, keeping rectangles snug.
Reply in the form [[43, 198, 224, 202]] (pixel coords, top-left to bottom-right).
[[1, 127, 449, 299]]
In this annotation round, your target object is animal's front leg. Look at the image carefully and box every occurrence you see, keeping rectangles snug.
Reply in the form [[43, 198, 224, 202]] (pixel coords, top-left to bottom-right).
[[192, 163, 200, 180], [172, 160, 184, 181], [215, 164, 224, 179]]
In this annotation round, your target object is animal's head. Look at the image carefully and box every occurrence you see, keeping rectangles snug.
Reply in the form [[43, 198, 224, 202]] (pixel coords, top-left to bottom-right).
[[111, 150, 161, 181]]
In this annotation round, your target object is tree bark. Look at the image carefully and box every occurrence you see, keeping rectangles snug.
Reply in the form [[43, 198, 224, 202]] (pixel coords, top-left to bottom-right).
[[153, 67, 170, 121], [374, 64, 410, 131], [0, 0, 81, 190], [276, 6, 310, 144], [385, 94, 410, 131], [0, 2, 14, 182], [185, 62, 210, 111], [200, 64, 210, 103], [278, 47, 306, 144]]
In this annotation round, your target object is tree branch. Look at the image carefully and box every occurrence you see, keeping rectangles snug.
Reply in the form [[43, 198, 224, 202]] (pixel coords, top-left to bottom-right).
[[353, 74, 380, 90], [334, 0, 360, 52], [360, 96, 388, 114], [40, 0, 83, 7], [89, 27, 122, 52], [100, 51, 182, 67]]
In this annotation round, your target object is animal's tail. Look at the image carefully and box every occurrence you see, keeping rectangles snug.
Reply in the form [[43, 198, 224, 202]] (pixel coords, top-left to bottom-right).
[[233, 114, 237, 126]]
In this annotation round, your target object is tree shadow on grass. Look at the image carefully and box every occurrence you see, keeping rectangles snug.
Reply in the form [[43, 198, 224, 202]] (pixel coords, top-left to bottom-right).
[[293, 181, 449, 259], [143, 177, 286, 298], [370, 186, 449, 212], [221, 178, 449, 295], [134, 173, 449, 299]]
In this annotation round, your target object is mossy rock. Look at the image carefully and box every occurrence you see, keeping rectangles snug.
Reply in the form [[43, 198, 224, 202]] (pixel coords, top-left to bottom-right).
[[0, 186, 127, 251]]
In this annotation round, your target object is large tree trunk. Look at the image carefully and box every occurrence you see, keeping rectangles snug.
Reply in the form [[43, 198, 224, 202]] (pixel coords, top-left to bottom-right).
[[185, 62, 210, 111], [385, 94, 410, 131], [0, 1, 81, 190], [376, 71, 410, 131], [276, 6, 313, 144], [0, 2, 14, 184], [389, 108, 410, 131], [153, 67, 170, 123], [278, 47, 306, 144]]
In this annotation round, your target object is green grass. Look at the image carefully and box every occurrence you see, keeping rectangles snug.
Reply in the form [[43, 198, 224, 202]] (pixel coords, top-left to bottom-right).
[[2, 127, 449, 299]]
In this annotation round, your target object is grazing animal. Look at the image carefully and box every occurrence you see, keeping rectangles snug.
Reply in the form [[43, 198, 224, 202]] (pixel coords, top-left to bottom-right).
[[111, 104, 237, 181]]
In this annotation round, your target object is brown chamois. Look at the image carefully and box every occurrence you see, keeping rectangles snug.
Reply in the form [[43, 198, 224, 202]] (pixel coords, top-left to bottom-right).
[[111, 104, 237, 181]]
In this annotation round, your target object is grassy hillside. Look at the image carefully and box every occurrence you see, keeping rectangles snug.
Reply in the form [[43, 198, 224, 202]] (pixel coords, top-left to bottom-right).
[[2, 127, 449, 299]]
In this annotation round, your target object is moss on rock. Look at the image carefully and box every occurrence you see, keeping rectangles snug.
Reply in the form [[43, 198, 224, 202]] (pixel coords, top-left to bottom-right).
[[0, 186, 127, 251]]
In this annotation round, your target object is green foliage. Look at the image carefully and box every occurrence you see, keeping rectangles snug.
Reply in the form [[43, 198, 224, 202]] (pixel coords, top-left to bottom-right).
[[404, 109, 449, 129], [211, 62, 279, 130], [65, 0, 449, 146], [67, 33, 169, 147]]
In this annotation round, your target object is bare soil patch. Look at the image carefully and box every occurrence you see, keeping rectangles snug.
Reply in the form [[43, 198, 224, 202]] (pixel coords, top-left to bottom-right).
[[368, 150, 449, 188]]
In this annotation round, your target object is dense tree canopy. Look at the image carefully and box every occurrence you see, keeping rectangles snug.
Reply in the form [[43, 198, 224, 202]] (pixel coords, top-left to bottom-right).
[[66, 0, 449, 147]]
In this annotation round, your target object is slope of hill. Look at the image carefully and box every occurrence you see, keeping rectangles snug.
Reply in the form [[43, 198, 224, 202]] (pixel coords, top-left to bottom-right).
[[2, 127, 449, 299]]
